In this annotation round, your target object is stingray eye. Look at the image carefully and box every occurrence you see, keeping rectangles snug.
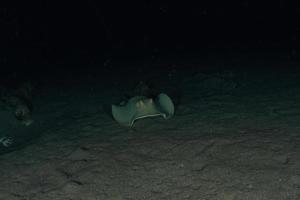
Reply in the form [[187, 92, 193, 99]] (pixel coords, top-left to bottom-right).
[[139, 100, 145, 107], [136, 100, 144, 108], [135, 101, 139, 107]]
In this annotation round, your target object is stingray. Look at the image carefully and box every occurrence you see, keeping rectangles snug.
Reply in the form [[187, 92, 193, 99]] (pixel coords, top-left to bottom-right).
[[112, 93, 175, 127]]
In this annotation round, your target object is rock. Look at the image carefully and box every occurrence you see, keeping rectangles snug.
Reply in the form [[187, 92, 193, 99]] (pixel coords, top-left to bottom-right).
[[273, 155, 289, 165], [290, 175, 300, 187]]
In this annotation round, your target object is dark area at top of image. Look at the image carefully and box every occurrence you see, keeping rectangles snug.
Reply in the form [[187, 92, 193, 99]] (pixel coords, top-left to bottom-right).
[[0, 1, 299, 85], [1, 2, 299, 60]]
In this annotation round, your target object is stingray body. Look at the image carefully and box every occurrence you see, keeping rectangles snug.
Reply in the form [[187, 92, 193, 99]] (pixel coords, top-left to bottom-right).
[[112, 93, 174, 127]]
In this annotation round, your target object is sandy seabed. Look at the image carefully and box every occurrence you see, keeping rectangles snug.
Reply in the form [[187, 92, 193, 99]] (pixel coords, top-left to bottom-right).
[[0, 64, 299, 200]]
